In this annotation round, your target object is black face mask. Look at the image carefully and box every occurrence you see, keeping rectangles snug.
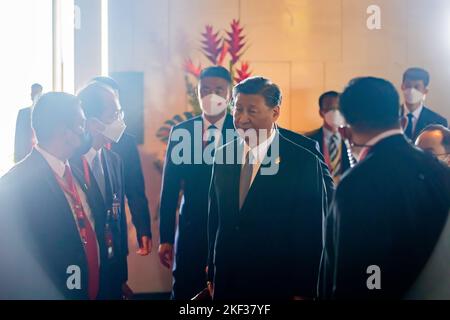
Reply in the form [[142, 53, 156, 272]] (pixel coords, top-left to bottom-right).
[[73, 131, 93, 157]]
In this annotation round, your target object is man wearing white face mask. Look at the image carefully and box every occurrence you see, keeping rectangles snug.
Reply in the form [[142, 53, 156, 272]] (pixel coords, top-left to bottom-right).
[[159, 66, 235, 300], [73, 82, 131, 299], [401, 67, 448, 141], [306, 91, 353, 183]]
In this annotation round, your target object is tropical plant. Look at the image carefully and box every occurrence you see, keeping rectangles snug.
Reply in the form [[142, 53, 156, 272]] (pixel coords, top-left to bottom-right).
[[156, 19, 252, 144]]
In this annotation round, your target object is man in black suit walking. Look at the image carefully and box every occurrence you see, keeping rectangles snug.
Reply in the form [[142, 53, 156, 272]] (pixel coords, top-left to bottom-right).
[[207, 77, 326, 300], [306, 91, 353, 183], [14, 83, 43, 163], [401, 67, 448, 141], [320, 77, 450, 299], [158, 66, 236, 299]]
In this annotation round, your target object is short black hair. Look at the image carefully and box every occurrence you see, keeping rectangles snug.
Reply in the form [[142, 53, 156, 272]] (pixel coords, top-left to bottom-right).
[[420, 124, 450, 153], [77, 82, 115, 119], [199, 66, 232, 83], [92, 76, 120, 92], [340, 77, 401, 131], [32, 92, 80, 144], [403, 67, 430, 87], [233, 76, 282, 108], [31, 83, 43, 91], [318, 91, 339, 110]]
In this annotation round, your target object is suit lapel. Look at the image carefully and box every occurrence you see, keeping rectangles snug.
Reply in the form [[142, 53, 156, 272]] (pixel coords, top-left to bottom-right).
[[414, 107, 429, 139]]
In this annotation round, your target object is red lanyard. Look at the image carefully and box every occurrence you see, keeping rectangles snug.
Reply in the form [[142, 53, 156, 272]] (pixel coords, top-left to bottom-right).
[[54, 171, 89, 244]]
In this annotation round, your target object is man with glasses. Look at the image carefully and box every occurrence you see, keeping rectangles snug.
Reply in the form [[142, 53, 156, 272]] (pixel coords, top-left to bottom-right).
[[72, 82, 130, 299], [416, 124, 450, 167]]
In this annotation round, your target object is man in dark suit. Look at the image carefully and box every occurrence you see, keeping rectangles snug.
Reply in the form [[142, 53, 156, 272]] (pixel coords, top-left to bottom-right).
[[207, 77, 326, 300], [306, 91, 353, 183], [74, 82, 132, 299], [401, 67, 448, 141], [92, 76, 152, 256], [0, 92, 103, 299], [14, 83, 43, 163], [319, 77, 450, 299], [159, 66, 235, 299]]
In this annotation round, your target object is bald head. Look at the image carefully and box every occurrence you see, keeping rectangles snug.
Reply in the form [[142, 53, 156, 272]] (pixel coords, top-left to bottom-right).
[[415, 125, 450, 166]]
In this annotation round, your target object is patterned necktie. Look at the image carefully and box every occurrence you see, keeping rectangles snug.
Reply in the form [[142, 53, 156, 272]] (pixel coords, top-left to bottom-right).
[[329, 133, 342, 178], [92, 153, 106, 200], [239, 150, 254, 210], [404, 113, 415, 140]]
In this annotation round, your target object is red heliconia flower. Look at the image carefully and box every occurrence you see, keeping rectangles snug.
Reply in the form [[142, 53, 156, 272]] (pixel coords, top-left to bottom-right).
[[201, 25, 222, 65], [184, 58, 202, 78], [225, 19, 246, 65], [234, 61, 252, 83], [217, 42, 229, 66]]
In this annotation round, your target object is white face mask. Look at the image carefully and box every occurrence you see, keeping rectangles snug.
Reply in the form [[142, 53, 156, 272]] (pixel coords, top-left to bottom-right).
[[200, 94, 228, 116], [100, 118, 126, 143], [403, 88, 426, 105], [324, 110, 346, 130]]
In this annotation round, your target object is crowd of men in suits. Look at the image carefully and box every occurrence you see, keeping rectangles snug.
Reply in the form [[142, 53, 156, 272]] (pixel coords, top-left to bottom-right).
[[1, 66, 449, 300]]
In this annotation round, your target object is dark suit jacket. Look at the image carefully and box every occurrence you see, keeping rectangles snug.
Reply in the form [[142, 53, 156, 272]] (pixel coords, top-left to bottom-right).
[[111, 133, 151, 241], [14, 107, 33, 163], [306, 127, 352, 175], [208, 132, 326, 299], [409, 106, 448, 141], [71, 148, 128, 298], [320, 134, 450, 299], [159, 113, 235, 299], [278, 127, 334, 206], [0, 149, 108, 299]]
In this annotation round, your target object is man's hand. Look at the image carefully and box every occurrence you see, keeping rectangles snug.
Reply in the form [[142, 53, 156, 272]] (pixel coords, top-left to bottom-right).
[[207, 281, 214, 298], [137, 236, 152, 256], [158, 243, 174, 269]]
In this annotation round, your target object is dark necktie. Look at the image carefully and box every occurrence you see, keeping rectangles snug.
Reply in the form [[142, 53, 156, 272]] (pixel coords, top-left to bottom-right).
[[404, 113, 415, 140]]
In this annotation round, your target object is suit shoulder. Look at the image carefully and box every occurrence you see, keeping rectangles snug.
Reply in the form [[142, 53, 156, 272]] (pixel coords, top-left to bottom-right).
[[279, 127, 319, 148], [172, 115, 202, 131], [280, 134, 319, 163], [423, 107, 448, 124]]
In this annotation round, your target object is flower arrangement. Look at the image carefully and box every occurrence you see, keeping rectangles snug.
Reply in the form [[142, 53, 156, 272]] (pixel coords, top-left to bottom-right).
[[156, 19, 252, 143]]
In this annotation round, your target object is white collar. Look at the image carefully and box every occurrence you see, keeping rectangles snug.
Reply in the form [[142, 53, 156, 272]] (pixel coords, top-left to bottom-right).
[[243, 127, 277, 163], [202, 113, 226, 132], [35, 145, 68, 178], [84, 147, 102, 168], [365, 129, 405, 147]]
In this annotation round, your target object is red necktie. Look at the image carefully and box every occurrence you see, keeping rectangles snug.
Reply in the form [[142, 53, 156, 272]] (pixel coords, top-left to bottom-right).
[[58, 165, 99, 300]]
